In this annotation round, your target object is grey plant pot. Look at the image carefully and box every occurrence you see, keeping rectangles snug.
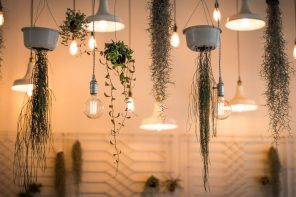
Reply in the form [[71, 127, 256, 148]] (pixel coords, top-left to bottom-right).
[[22, 27, 59, 51], [183, 25, 220, 52]]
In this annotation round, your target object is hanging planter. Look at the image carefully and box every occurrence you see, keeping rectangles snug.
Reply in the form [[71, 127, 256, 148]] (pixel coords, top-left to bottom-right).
[[100, 40, 135, 173], [261, 0, 293, 143], [22, 27, 59, 51], [183, 0, 222, 191], [183, 25, 220, 52]]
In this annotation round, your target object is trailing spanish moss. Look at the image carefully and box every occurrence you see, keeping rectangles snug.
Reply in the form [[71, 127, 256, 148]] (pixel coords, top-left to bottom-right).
[[148, 0, 173, 106], [187, 49, 216, 191], [72, 140, 82, 196], [13, 49, 52, 191], [268, 147, 281, 197], [261, 0, 294, 143], [55, 152, 66, 197]]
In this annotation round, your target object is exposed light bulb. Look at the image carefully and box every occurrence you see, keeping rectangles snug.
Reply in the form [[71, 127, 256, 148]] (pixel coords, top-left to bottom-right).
[[69, 39, 78, 56], [216, 96, 232, 120], [84, 94, 104, 119], [215, 79, 231, 120], [170, 24, 180, 48], [26, 86, 33, 97], [171, 32, 180, 48], [127, 97, 135, 112], [293, 41, 296, 59], [0, 11, 4, 26], [213, 8, 221, 22], [98, 20, 108, 31], [88, 34, 96, 50]]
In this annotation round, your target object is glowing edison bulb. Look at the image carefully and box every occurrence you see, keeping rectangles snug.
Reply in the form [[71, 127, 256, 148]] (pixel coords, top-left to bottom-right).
[[0, 11, 4, 26], [127, 97, 135, 112], [69, 40, 78, 56], [98, 20, 108, 31], [213, 8, 221, 22], [170, 32, 180, 48], [84, 94, 104, 119], [293, 42, 296, 59], [216, 96, 232, 120], [88, 35, 96, 50]]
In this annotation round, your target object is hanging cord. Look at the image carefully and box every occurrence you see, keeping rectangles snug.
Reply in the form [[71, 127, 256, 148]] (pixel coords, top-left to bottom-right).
[[218, 36, 222, 81], [294, 0, 296, 39], [173, 0, 177, 25], [128, 0, 131, 47], [92, 0, 96, 78], [33, 0, 59, 28], [30, 0, 34, 26], [236, 0, 241, 81], [0, 0, 2, 12], [114, 0, 117, 41], [73, 0, 76, 11], [183, 0, 213, 29], [214, 0, 220, 27]]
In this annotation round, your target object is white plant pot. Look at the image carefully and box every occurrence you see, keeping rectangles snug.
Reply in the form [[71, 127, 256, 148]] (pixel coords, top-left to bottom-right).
[[183, 25, 220, 52], [22, 27, 59, 51]]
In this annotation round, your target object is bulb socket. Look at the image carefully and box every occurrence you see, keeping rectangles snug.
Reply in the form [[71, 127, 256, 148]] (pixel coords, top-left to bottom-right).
[[90, 76, 98, 95], [217, 81, 224, 97]]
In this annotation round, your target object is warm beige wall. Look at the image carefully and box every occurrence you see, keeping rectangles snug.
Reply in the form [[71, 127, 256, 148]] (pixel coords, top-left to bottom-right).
[[0, 0, 295, 137]]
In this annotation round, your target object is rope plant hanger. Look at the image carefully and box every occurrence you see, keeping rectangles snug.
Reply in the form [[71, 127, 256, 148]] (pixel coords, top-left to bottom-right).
[[13, 0, 59, 191], [99, 0, 136, 174]]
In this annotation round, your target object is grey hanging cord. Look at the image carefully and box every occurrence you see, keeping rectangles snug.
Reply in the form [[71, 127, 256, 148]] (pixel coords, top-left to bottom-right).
[[92, 0, 96, 78], [30, 0, 34, 26], [114, 0, 117, 41], [33, 0, 59, 28], [237, 31, 241, 81], [183, 0, 202, 29], [73, 0, 76, 11], [294, 0, 296, 38], [129, 0, 131, 47], [173, 0, 176, 25]]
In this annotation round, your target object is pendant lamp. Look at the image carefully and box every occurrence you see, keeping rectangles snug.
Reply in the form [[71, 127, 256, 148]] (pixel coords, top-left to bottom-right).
[[140, 99, 177, 131], [11, 53, 34, 95], [229, 32, 258, 112], [225, 0, 265, 31], [86, 0, 124, 32]]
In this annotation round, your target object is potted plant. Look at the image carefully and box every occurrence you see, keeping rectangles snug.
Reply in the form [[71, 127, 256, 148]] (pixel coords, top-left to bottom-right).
[[163, 177, 182, 193], [100, 40, 135, 173], [142, 176, 160, 195], [261, 0, 293, 144], [59, 8, 89, 53], [55, 152, 66, 197], [72, 140, 82, 196], [18, 183, 42, 197], [183, 0, 220, 192], [268, 147, 281, 197]]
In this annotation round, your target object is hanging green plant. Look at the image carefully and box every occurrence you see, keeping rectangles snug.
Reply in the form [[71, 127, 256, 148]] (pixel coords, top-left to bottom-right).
[[147, 0, 173, 112], [143, 175, 160, 195], [55, 151, 66, 197], [261, 0, 294, 143], [59, 8, 88, 48], [268, 147, 281, 197], [187, 49, 216, 191], [100, 40, 135, 173], [163, 177, 182, 193], [13, 49, 53, 191], [72, 140, 82, 196], [18, 183, 42, 197]]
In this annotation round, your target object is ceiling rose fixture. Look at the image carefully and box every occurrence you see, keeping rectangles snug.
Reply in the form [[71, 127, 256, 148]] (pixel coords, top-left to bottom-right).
[[225, 0, 265, 31], [140, 98, 177, 131], [229, 31, 258, 112], [11, 52, 34, 96], [86, 0, 124, 32]]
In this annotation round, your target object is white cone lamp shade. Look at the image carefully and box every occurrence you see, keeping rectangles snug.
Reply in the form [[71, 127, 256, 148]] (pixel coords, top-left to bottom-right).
[[225, 0, 265, 31], [229, 80, 258, 112], [86, 0, 124, 32], [11, 57, 34, 93], [140, 101, 178, 131]]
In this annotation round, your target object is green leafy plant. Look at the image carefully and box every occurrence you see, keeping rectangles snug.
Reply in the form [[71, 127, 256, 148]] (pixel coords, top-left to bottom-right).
[[59, 8, 88, 47], [100, 40, 135, 174], [144, 176, 160, 191], [72, 140, 82, 196], [187, 50, 216, 191], [18, 183, 42, 197], [55, 151, 66, 197], [163, 177, 182, 193], [261, 0, 294, 144], [13, 49, 53, 191], [148, 0, 173, 112], [268, 147, 281, 197]]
